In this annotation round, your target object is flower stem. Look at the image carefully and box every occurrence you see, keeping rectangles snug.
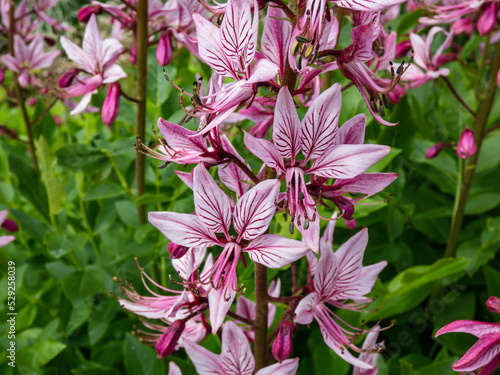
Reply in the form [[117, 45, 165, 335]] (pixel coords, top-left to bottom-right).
[[254, 262, 269, 371], [8, 4, 39, 176], [444, 46, 500, 259], [428, 43, 500, 307], [441, 76, 477, 118], [135, 0, 148, 225]]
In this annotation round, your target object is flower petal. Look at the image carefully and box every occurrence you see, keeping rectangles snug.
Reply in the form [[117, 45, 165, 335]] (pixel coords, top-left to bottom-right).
[[183, 339, 225, 375], [436, 320, 500, 339], [309, 144, 390, 179], [244, 131, 285, 172], [452, 333, 500, 372], [338, 114, 366, 145], [220, 0, 252, 63], [300, 83, 341, 161], [273, 87, 301, 162], [245, 234, 309, 268], [193, 164, 232, 236], [256, 358, 299, 375], [221, 320, 255, 375], [294, 293, 320, 325], [148, 212, 219, 248], [234, 180, 280, 241]]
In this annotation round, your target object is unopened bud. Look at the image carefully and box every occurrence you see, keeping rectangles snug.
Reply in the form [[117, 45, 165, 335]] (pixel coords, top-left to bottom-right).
[[155, 320, 185, 358], [478, 3, 497, 36], [58, 68, 78, 88], [344, 218, 357, 230], [2, 219, 18, 233], [102, 82, 121, 126], [425, 143, 444, 159], [457, 128, 477, 159], [27, 98, 37, 107], [272, 321, 294, 363], [44, 37, 56, 47], [78, 5, 102, 23], [486, 296, 500, 314], [0, 67, 4, 84], [168, 242, 189, 259], [156, 32, 173, 67], [53, 114, 61, 126]]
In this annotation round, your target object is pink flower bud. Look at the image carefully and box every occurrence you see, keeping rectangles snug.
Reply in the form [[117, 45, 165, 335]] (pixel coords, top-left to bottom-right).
[[58, 68, 78, 88], [53, 114, 61, 126], [0, 125, 17, 139], [478, 3, 497, 36], [344, 218, 357, 230], [156, 32, 173, 67], [168, 242, 189, 259], [102, 83, 121, 127], [41, 87, 48, 94], [78, 5, 102, 23], [487, 296, 500, 314], [2, 219, 18, 233], [457, 128, 477, 159], [426, 143, 444, 159], [451, 17, 474, 35], [44, 37, 56, 47], [272, 321, 293, 363], [130, 42, 137, 64], [156, 320, 185, 359], [395, 40, 412, 59], [28, 98, 37, 107], [0, 67, 5, 84]]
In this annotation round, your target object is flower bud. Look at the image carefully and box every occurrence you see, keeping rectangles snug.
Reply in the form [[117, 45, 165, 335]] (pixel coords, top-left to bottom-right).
[[426, 143, 444, 159], [102, 82, 121, 127], [155, 320, 185, 359], [168, 242, 189, 259], [344, 218, 357, 230], [28, 98, 37, 107], [395, 40, 412, 59], [272, 321, 293, 363], [58, 68, 78, 88], [78, 5, 102, 23], [487, 296, 500, 314], [457, 128, 477, 159], [0, 67, 5, 84], [0, 125, 17, 140], [478, 3, 497, 36], [2, 219, 18, 233], [53, 114, 61, 126], [44, 37, 56, 47], [451, 17, 474, 35], [41, 87, 48, 94], [156, 32, 173, 67]]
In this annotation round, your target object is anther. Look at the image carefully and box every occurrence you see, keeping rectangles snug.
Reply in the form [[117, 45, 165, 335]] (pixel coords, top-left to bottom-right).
[[289, 221, 295, 235]]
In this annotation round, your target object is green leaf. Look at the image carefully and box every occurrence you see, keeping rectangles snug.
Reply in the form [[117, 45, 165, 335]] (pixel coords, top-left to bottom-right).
[[460, 35, 482, 60], [115, 200, 140, 227], [72, 367, 120, 375], [10, 209, 50, 241], [88, 300, 119, 345], [135, 193, 171, 205], [45, 232, 88, 259], [367, 258, 470, 320], [17, 340, 66, 374], [56, 144, 107, 173], [61, 266, 109, 308], [123, 333, 162, 375], [67, 301, 93, 335], [82, 183, 125, 201], [465, 193, 500, 215], [147, 62, 175, 106], [36, 136, 66, 216], [17, 304, 38, 331], [8, 154, 50, 221]]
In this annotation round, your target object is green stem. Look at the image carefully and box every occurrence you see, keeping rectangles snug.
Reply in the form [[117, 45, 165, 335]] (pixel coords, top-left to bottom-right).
[[135, 0, 148, 225], [106, 151, 136, 202], [428, 43, 500, 307], [444, 46, 500, 259], [8, 4, 39, 175]]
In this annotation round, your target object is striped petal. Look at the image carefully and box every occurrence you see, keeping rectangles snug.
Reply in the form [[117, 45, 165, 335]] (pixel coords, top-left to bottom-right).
[[245, 234, 309, 268], [300, 83, 341, 162], [193, 164, 232, 236], [148, 212, 219, 248], [234, 180, 280, 241], [331, 0, 406, 11], [221, 0, 252, 64], [273, 87, 301, 162]]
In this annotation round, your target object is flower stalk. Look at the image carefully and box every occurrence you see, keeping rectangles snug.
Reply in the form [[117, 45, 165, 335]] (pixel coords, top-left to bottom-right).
[[8, 3, 39, 175], [135, 0, 148, 224]]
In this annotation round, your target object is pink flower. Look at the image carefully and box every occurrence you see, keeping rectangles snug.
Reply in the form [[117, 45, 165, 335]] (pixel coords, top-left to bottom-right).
[[0, 210, 15, 247], [60, 14, 126, 115], [435, 296, 500, 375], [1, 34, 60, 87], [353, 327, 384, 375], [401, 27, 454, 88], [183, 320, 300, 375], [426, 142, 445, 159], [294, 220, 387, 369], [457, 127, 477, 159], [102, 82, 121, 126], [330, 0, 407, 11], [245, 85, 390, 250], [149, 164, 308, 332]]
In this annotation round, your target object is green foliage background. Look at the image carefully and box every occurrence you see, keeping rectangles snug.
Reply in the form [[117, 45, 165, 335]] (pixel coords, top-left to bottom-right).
[[1, 4, 500, 375]]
